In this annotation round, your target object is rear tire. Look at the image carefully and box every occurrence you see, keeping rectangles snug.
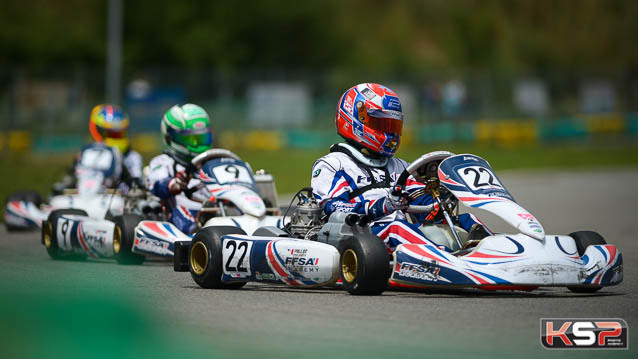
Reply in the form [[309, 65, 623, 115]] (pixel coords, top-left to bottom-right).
[[5, 190, 44, 231], [189, 226, 247, 289], [567, 231, 607, 293], [338, 233, 390, 295], [113, 214, 145, 265], [42, 209, 89, 260]]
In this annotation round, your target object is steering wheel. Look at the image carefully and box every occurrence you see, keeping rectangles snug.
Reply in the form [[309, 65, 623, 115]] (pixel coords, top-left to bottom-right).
[[395, 151, 455, 213], [191, 149, 241, 169]]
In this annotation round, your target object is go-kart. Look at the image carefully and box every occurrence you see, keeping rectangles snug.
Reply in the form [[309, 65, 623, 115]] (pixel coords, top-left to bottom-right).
[[388, 151, 623, 292], [173, 152, 622, 295], [4, 145, 128, 231], [41, 149, 284, 265]]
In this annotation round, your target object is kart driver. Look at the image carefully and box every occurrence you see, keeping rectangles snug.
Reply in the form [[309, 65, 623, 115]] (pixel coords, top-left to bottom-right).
[[311, 83, 490, 252], [146, 104, 214, 234], [53, 104, 143, 194]]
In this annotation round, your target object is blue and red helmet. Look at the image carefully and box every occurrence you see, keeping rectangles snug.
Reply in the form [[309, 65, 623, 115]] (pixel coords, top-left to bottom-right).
[[336, 83, 403, 157]]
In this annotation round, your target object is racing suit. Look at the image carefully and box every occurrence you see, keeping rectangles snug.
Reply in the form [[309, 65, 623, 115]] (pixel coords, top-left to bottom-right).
[[146, 153, 205, 234], [311, 143, 485, 252], [53, 143, 143, 194]]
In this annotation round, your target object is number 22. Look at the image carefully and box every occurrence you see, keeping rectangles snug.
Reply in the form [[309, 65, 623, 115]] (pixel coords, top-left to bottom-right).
[[225, 241, 248, 272], [463, 167, 498, 188]]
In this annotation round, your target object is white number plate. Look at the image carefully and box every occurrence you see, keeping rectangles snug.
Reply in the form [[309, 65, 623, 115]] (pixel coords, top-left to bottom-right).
[[222, 239, 253, 278]]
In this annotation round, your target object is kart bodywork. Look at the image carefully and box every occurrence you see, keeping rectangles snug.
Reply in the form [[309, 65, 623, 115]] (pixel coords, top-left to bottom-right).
[[390, 153, 622, 290], [41, 149, 285, 264], [174, 152, 623, 295]]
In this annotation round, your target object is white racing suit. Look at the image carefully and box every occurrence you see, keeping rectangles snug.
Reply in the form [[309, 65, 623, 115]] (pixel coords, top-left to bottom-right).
[[54, 143, 143, 193], [311, 143, 485, 252], [146, 153, 205, 234]]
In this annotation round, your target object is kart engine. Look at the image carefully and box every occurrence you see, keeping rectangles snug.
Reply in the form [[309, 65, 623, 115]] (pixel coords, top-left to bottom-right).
[[123, 187, 164, 220], [288, 188, 323, 240]]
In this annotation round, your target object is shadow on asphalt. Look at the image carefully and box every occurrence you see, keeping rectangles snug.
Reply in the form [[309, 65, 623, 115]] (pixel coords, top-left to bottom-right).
[[178, 282, 626, 299]]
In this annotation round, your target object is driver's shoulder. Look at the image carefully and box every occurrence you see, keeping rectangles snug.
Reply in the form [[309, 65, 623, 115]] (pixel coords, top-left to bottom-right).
[[313, 152, 346, 171], [148, 153, 174, 168], [389, 157, 409, 170]]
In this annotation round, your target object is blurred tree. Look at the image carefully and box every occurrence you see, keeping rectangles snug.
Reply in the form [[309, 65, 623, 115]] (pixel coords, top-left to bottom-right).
[[1, 0, 637, 74]]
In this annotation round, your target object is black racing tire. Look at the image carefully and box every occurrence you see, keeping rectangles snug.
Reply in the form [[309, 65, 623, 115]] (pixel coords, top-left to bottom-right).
[[188, 226, 247, 289], [338, 233, 390, 295], [567, 231, 607, 293], [570, 231, 607, 256], [113, 214, 146, 265], [42, 208, 89, 260], [5, 190, 45, 231]]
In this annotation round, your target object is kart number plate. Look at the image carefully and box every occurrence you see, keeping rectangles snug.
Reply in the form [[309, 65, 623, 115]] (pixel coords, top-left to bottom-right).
[[56, 217, 74, 250], [212, 164, 253, 185], [222, 238, 253, 278], [457, 165, 503, 192]]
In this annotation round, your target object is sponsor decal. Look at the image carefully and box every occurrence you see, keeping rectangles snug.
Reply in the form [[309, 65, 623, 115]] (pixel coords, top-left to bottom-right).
[[540, 318, 628, 349], [135, 237, 171, 255], [193, 121, 206, 129], [285, 257, 319, 266], [344, 93, 355, 113], [327, 202, 356, 213], [398, 261, 440, 281], [286, 248, 320, 273], [255, 271, 275, 280], [386, 139, 398, 151], [360, 87, 376, 100], [385, 97, 402, 111], [518, 214, 542, 232], [463, 156, 479, 161], [84, 230, 107, 247], [356, 174, 387, 184], [313, 168, 321, 177]]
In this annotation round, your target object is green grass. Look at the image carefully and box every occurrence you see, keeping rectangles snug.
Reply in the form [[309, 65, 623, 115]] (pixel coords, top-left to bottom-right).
[[1, 140, 637, 208]]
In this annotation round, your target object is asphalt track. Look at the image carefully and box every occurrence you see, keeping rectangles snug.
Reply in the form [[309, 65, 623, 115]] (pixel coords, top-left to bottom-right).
[[1, 169, 636, 358]]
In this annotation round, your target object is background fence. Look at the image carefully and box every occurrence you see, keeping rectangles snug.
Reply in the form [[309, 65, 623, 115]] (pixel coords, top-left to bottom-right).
[[2, 66, 637, 155]]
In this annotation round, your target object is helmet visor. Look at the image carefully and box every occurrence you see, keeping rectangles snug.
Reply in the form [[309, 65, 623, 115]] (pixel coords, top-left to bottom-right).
[[102, 128, 127, 139], [174, 131, 212, 148], [362, 110, 403, 136]]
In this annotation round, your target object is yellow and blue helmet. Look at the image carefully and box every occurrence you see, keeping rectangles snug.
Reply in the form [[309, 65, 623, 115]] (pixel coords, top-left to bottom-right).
[[89, 104, 130, 153]]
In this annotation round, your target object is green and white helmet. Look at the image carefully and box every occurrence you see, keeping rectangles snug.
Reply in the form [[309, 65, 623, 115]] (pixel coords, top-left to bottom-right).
[[161, 104, 213, 161]]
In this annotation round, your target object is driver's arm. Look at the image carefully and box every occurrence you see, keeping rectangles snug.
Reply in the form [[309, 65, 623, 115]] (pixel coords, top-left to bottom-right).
[[123, 150, 143, 183], [397, 160, 437, 223], [310, 158, 389, 219], [146, 155, 175, 199]]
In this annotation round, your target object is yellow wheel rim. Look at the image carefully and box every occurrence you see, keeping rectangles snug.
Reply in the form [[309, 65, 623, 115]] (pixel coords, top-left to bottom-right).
[[43, 221, 53, 249], [190, 241, 209, 276], [342, 249, 358, 283], [113, 226, 122, 254]]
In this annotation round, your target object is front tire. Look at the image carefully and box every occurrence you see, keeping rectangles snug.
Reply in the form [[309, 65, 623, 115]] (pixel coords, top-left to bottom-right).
[[567, 231, 607, 293], [113, 214, 145, 265], [42, 209, 88, 260], [189, 226, 247, 289], [338, 233, 390, 295]]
